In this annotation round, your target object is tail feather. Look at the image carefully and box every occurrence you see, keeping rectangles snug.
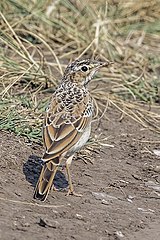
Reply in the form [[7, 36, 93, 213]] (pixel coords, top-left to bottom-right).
[[34, 160, 58, 201]]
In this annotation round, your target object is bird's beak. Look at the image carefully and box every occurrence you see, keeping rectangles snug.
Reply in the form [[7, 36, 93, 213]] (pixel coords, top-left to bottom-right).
[[97, 61, 114, 68], [93, 60, 114, 69]]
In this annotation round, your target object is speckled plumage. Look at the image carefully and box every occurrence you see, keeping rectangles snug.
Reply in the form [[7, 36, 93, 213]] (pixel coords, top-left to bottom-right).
[[34, 58, 112, 201]]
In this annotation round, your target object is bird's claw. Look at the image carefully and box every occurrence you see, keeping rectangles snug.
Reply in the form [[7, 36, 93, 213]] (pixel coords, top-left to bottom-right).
[[66, 189, 82, 197]]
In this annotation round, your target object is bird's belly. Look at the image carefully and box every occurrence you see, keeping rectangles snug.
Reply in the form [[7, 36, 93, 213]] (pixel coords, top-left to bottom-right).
[[68, 124, 91, 156]]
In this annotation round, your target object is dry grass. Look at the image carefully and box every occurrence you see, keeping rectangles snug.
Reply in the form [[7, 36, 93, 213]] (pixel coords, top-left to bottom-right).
[[0, 0, 160, 142]]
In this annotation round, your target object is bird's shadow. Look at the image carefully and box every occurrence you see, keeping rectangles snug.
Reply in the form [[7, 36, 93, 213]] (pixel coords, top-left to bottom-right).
[[23, 155, 68, 190]]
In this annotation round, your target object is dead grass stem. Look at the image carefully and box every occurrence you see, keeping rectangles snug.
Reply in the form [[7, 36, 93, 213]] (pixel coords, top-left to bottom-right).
[[0, 0, 160, 142]]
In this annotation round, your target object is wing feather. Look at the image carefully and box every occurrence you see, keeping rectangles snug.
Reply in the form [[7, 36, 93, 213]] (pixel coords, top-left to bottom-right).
[[47, 124, 56, 141], [42, 94, 92, 162], [55, 124, 75, 141], [43, 126, 52, 149]]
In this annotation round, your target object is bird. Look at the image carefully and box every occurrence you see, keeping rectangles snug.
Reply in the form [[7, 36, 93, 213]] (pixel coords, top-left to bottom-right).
[[34, 58, 112, 201]]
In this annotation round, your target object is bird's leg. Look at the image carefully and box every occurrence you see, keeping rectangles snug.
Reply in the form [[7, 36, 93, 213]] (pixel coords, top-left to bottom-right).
[[66, 155, 82, 197]]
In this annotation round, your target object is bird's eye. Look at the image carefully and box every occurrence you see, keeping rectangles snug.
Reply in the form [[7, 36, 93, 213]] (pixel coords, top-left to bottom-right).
[[81, 66, 88, 72]]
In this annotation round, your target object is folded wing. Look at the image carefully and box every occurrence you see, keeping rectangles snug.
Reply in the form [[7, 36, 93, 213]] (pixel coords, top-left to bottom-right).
[[42, 95, 92, 162]]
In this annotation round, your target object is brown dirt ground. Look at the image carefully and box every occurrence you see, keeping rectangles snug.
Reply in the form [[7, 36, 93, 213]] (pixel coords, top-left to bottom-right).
[[0, 108, 160, 240]]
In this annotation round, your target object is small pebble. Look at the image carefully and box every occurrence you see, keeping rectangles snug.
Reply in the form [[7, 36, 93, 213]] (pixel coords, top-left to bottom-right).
[[101, 199, 109, 205], [92, 192, 118, 201], [22, 222, 30, 227], [132, 174, 142, 180], [145, 180, 160, 192], [154, 166, 160, 172], [76, 213, 83, 220], [153, 149, 160, 156], [15, 192, 21, 197], [39, 217, 60, 228], [116, 231, 124, 238]]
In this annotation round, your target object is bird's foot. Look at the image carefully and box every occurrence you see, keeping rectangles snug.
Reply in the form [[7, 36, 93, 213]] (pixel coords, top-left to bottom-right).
[[66, 189, 82, 197], [82, 158, 94, 165], [52, 185, 58, 191]]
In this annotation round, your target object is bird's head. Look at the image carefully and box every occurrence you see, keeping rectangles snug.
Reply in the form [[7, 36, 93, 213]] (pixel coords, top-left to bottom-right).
[[62, 59, 113, 87]]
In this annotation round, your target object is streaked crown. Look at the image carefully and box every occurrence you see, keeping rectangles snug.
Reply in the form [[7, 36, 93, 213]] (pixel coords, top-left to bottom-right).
[[62, 59, 112, 86]]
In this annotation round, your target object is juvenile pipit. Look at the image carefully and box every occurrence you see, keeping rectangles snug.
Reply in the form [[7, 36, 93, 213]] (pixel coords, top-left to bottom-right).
[[34, 58, 112, 201]]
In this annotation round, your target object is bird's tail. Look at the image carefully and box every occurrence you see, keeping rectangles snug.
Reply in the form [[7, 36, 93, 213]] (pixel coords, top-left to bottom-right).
[[34, 160, 58, 201]]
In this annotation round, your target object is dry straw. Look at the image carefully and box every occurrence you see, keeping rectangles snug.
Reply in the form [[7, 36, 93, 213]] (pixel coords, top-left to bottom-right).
[[0, 0, 160, 142]]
